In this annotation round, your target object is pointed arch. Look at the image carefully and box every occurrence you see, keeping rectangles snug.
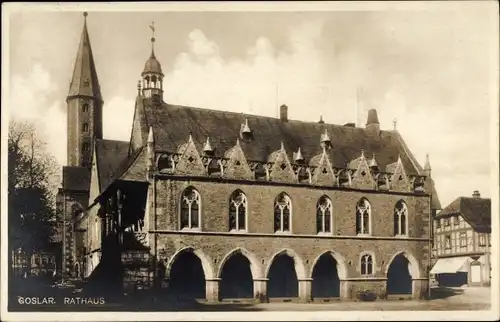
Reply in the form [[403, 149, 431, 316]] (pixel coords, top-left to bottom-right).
[[394, 200, 408, 236], [265, 248, 306, 279], [228, 190, 248, 231], [165, 246, 215, 280], [316, 195, 333, 234], [356, 197, 372, 235], [217, 247, 263, 279], [310, 250, 348, 280], [385, 250, 421, 279], [179, 186, 201, 230], [274, 192, 292, 233]]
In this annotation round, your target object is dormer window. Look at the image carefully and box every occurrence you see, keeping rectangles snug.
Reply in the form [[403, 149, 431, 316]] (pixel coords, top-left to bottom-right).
[[240, 118, 253, 141], [203, 137, 214, 155], [320, 129, 331, 149]]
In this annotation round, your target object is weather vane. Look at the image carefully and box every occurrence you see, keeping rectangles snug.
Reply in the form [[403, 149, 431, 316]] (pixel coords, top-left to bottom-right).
[[149, 20, 156, 41]]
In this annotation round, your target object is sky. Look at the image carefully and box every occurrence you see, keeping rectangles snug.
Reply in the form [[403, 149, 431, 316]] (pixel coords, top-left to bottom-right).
[[6, 2, 498, 208]]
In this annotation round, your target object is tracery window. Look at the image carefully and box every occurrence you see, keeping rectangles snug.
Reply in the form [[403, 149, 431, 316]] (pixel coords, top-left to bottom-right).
[[393, 200, 408, 236], [229, 190, 247, 231], [180, 187, 201, 229], [274, 192, 291, 232], [316, 195, 332, 234], [360, 254, 374, 275], [356, 198, 371, 235]]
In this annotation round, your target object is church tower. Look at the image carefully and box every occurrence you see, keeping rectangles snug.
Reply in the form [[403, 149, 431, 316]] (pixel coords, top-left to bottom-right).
[[141, 22, 164, 102], [66, 12, 103, 168]]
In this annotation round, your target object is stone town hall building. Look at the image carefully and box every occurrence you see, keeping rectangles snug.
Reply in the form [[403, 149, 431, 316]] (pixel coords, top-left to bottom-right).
[[57, 14, 442, 303]]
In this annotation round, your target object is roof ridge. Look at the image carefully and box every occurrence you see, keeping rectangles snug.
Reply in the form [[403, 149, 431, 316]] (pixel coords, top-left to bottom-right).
[[165, 102, 393, 132]]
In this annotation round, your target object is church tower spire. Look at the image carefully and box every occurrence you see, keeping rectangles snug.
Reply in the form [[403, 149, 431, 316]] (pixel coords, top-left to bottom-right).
[[141, 21, 164, 101], [66, 12, 103, 168]]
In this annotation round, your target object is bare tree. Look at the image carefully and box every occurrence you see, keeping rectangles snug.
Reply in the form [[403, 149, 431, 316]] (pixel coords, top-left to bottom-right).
[[8, 120, 59, 276]]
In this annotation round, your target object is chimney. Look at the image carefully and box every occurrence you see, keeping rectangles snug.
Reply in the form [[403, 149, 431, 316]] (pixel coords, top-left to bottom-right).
[[280, 104, 288, 122], [472, 190, 481, 199], [365, 108, 380, 135]]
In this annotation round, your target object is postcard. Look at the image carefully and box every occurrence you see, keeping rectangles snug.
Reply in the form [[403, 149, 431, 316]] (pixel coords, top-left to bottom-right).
[[1, 1, 498, 321]]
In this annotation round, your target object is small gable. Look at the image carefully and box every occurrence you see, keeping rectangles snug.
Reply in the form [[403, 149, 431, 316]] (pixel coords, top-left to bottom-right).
[[311, 152, 336, 186], [351, 151, 376, 190], [174, 136, 206, 176], [389, 158, 411, 192], [222, 141, 253, 180], [269, 145, 296, 183]]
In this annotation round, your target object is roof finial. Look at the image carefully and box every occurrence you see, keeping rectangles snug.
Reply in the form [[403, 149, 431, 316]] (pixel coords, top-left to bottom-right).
[[137, 80, 142, 94], [203, 137, 214, 154], [83, 12, 88, 18], [370, 152, 378, 168], [295, 147, 304, 162], [149, 21, 156, 57], [318, 115, 325, 124], [393, 118, 397, 130], [424, 153, 431, 172], [280, 141, 285, 151], [147, 126, 154, 144]]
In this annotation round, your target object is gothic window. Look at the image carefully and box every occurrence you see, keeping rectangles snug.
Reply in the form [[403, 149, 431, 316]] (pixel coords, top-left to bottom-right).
[[274, 192, 291, 232], [82, 142, 89, 152], [229, 190, 247, 231], [444, 235, 451, 249], [316, 195, 332, 234], [436, 219, 441, 229], [355, 198, 371, 235], [180, 187, 201, 230], [360, 254, 373, 275], [459, 232, 467, 247], [393, 200, 408, 236], [479, 234, 486, 246], [82, 103, 89, 113], [83, 123, 89, 132]]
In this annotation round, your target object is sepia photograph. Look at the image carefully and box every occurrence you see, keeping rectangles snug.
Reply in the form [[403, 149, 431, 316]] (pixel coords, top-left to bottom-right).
[[1, 1, 498, 321]]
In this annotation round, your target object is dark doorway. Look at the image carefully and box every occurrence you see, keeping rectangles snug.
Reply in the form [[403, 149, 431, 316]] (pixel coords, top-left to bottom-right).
[[169, 251, 206, 299], [437, 272, 468, 287], [312, 254, 340, 298], [387, 254, 413, 294], [220, 253, 254, 299], [267, 254, 298, 298]]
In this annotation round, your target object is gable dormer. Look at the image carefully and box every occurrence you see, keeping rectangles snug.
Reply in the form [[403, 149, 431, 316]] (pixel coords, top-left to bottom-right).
[[174, 135, 206, 176], [388, 156, 411, 192], [223, 139, 253, 180], [350, 150, 376, 190], [310, 149, 336, 186], [268, 142, 296, 183]]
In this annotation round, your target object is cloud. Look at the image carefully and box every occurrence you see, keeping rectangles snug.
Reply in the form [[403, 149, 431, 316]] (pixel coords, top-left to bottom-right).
[[164, 20, 336, 122], [10, 65, 67, 167], [102, 96, 135, 142], [162, 19, 492, 207], [10, 15, 493, 208]]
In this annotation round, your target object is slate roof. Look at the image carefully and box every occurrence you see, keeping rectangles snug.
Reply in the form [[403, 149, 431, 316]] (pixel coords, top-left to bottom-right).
[[437, 197, 491, 232], [142, 99, 424, 176], [62, 166, 90, 191], [95, 139, 130, 191], [67, 18, 102, 100]]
